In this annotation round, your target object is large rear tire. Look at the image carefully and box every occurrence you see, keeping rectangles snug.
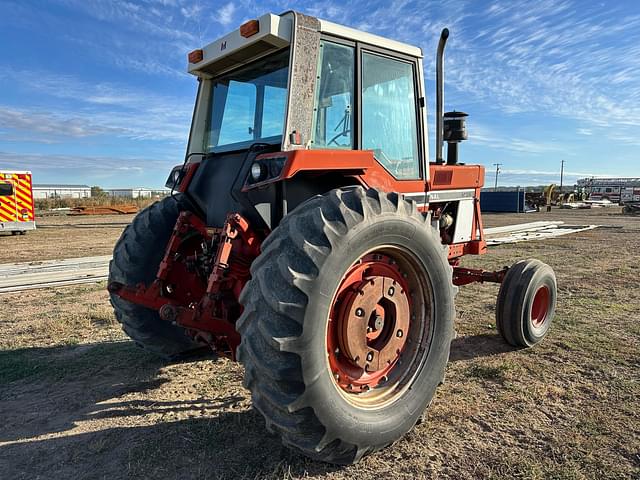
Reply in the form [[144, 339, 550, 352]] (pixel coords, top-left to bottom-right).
[[109, 195, 200, 358], [237, 187, 455, 464]]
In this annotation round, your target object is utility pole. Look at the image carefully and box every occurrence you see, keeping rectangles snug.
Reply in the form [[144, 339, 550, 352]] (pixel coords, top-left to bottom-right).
[[493, 163, 502, 190], [560, 160, 565, 191]]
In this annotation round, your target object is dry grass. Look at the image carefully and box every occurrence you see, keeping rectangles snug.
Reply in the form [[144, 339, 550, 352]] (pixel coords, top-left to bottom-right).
[[34, 195, 160, 211], [0, 207, 638, 479], [0, 213, 134, 262]]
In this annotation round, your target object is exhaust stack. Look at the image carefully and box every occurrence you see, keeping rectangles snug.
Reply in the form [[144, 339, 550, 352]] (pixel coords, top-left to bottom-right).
[[435, 28, 449, 164]]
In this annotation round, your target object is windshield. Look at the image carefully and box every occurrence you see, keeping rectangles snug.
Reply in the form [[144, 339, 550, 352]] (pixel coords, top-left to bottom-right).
[[205, 49, 289, 152]]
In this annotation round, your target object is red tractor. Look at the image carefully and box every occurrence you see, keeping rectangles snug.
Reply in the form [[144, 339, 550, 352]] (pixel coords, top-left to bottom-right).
[[108, 12, 557, 464]]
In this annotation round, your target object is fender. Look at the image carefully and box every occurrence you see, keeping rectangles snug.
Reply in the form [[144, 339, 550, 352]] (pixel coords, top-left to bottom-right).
[[242, 149, 427, 198]]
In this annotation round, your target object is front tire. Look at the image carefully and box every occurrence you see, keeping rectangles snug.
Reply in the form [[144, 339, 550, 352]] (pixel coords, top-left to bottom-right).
[[237, 187, 455, 464], [496, 259, 557, 347]]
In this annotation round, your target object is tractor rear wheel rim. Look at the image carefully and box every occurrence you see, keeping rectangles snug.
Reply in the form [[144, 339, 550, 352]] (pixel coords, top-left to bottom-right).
[[327, 247, 432, 407], [531, 285, 550, 327]]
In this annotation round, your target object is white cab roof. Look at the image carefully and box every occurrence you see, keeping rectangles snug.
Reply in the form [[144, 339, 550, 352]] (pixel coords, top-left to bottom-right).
[[319, 19, 423, 58], [188, 12, 423, 76]]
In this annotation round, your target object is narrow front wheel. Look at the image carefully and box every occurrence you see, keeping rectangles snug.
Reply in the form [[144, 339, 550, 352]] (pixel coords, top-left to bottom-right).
[[496, 259, 557, 347]]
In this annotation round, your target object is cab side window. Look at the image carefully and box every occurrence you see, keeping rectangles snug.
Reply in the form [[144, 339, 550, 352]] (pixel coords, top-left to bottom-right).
[[311, 41, 355, 149], [361, 52, 420, 179], [0, 182, 13, 196]]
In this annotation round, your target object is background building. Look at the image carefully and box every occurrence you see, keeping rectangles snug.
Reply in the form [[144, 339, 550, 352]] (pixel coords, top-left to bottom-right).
[[106, 187, 169, 199], [33, 184, 91, 199]]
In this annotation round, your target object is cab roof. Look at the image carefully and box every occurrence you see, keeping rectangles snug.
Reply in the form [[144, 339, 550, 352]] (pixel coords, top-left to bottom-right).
[[318, 18, 422, 58], [188, 11, 422, 77]]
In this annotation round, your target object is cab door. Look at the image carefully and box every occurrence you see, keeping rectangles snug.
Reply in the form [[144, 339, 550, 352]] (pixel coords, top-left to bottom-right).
[[14, 173, 34, 222]]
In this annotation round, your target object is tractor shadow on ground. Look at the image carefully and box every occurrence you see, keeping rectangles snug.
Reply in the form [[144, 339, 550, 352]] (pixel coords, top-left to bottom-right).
[[449, 333, 517, 362], [0, 340, 208, 442], [0, 409, 340, 479], [1, 335, 517, 479], [0, 340, 339, 479]]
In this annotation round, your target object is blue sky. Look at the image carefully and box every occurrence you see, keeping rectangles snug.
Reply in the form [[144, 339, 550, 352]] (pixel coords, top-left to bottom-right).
[[0, 0, 638, 188]]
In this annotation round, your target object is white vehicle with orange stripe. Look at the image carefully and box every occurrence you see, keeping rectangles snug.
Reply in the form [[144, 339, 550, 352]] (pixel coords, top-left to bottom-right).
[[0, 170, 36, 235]]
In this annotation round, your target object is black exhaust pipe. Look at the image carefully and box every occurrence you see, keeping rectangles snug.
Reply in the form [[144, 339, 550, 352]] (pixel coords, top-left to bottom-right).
[[435, 28, 449, 164]]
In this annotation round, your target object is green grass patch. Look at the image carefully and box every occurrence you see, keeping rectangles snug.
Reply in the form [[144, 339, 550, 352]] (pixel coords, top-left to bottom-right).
[[466, 361, 519, 383], [0, 349, 51, 383], [0, 341, 161, 386]]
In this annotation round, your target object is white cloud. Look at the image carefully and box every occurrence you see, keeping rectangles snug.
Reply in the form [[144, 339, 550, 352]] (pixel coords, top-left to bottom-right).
[[217, 3, 236, 26], [0, 68, 195, 143], [443, 0, 640, 139], [3, 0, 638, 186], [470, 123, 560, 154], [0, 106, 124, 139], [0, 151, 176, 187], [0, 103, 189, 143], [58, 0, 196, 43], [181, 3, 203, 19]]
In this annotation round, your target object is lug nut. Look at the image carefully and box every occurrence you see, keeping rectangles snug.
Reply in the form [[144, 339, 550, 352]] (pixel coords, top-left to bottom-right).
[[388, 286, 395, 296], [355, 308, 364, 317], [366, 351, 374, 362], [334, 373, 340, 381], [396, 329, 403, 338]]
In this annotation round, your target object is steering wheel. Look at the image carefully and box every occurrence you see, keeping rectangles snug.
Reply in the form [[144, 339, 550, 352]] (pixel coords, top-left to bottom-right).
[[328, 130, 352, 146]]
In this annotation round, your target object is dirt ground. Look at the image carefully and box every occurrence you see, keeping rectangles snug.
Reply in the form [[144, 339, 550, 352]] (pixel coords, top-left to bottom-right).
[[0, 207, 638, 479], [0, 213, 135, 263]]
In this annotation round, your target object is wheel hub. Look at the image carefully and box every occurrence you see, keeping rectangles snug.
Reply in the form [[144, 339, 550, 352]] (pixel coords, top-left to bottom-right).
[[531, 285, 550, 327], [338, 275, 410, 371], [328, 253, 413, 392]]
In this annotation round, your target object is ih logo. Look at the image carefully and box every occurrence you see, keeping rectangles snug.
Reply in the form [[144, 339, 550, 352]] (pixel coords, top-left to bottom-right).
[[220, 41, 226, 51]]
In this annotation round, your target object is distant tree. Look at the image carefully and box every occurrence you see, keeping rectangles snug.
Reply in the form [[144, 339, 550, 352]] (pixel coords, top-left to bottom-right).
[[91, 186, 108, 198]]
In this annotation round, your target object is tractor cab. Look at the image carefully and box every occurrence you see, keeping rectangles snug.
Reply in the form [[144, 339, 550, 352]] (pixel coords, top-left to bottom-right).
[[175, 11, 485, 258], [185, 12, 425, 160], [174, 13, 442, 230]]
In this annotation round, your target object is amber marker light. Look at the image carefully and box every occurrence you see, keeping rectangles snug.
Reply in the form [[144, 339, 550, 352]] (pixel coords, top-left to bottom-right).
[[188, 49, 204, 63], [240, 19, 259, 38]]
